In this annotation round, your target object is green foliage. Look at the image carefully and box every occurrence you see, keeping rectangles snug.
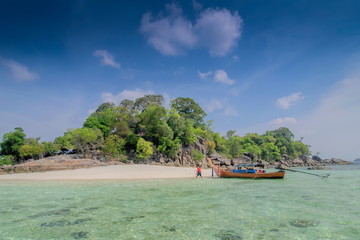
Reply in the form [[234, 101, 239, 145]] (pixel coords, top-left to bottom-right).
[[83, 108, 117, 137], [191, 149, 204, 162], [261, 142, 281, 162], [0, 127, 26, 161], [67, 128, 104, 157], [157, 137, 181, 157], [293, 141, 311, 157], [226, 130, 236, 139], [212, 132, 227, 153], [139, 105, 173, 145], [193, 128, 212, 141], [167, 112, 197, 145], [124, 133, 140, 152], [134, 94, 164, 112], [95, 102, 115, 112], [19, 144, 44, 159], [170, 97, 207, 127], [0, 155, 15, 166], [204, 140, 216, 154], [54, 132, 74, 150], [136, 138, 153, 159], [42, 142, 61, 157], [103, 134, 125, 157]]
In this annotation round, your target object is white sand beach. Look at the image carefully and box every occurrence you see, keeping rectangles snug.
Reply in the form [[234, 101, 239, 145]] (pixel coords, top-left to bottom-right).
[[0, 165, 213, 181]]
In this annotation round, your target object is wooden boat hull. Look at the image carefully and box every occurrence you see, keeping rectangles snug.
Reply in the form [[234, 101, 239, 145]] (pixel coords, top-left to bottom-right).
[[213, 167, 285, 179]]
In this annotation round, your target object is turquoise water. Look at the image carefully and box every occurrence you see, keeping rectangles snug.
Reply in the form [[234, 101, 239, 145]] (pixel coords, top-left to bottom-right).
[[1, 166, 360, 240]]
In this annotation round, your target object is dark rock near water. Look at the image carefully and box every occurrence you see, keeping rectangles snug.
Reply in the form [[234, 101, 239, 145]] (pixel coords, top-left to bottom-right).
[[0, 138, 353, 175], [214, 230, 242, 240], [289, 219, 319, 228], [71, 231, 89, 239], [163, 225, 176, 232], [307, 166, 332, 170], [40, 220, 71, 227]]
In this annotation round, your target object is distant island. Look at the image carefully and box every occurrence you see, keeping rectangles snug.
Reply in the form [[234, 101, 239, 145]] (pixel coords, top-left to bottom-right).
[[353, 158, 360, 164], [0, 95, 352, 174]]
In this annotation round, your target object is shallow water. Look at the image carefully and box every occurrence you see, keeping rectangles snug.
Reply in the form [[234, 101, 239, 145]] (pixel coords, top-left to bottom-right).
[[1, 165, 359, 240]]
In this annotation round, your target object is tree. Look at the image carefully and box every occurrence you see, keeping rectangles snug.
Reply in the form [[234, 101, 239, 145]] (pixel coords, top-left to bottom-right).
[[134, 95, 164, 112], [83, 108, 117, 137], [54, 132, 74, 151], [226, 130, 236, 139], [139, 105, 173, 145], [95, 102, 115, 112], [261, 142, 281, 162], [157, 137, 181, 157], [0, 155, 15, 166], [136, 138, 153, 159], [0, 127, 26, 162], [293, 141, 311, 158], [167, 112, 197, 145], [212, 132, 227, 154], [68, 128, 104, 158], [19, 144, 44, 160], [103, 134, 126, 158], [42, 142, 61, 157], [119, 99, 135, 110], [170, 97, 206, 127]]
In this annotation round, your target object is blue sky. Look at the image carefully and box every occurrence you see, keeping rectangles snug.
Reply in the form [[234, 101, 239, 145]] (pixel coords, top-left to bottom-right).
[[1, 0, 360, 161]]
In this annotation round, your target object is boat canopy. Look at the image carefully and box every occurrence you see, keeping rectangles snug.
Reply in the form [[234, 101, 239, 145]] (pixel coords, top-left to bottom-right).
[[234, 163, 265, 168]]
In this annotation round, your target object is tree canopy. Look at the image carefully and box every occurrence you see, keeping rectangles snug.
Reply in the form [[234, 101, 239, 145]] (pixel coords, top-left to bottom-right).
[[0, 96, 311, 163]]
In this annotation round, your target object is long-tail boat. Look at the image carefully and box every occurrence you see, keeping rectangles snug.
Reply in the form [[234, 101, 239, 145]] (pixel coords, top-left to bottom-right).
[[207, 158, 285, 179], [213, 166, 285, 179]]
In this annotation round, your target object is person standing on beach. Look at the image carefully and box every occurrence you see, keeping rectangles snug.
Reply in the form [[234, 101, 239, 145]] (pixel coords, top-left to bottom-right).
[[196, 165, 202, 178]]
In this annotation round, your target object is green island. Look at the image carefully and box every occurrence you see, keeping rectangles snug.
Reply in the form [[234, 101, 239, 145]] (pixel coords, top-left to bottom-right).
[[0, 95, 351, 172]]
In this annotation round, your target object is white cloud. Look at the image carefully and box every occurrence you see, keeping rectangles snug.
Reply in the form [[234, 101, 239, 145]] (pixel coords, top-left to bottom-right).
[[0, 58, 38, 82], [198, 70, 212, 80], [139, 3, 196, 56], [276, 92, 304, 110], [214, 69, 235, 85], [93, 50, 120, 69], [293, 78, 360, 160], [194, 8, 242, 56], [140, 4, 242, 56], [192, 0, 203, 11], [224, 107, 238, 116], [101, 89, 154, 104], [206, 98, 223, 112], [268, 117, 297, 127]]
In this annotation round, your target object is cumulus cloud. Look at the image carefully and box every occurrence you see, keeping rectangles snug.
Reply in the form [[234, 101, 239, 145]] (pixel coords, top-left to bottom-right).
[[139, 4, 196, 56], [192, 0, 203, 11], [93, 50, 120, 69], [293, 77, 360, 160], [268, 117, 297, 127], [194, 8, 242, 56], [276, 92, 304, 110], [101, 89, 154, 104], [206, 98, 223, 112], [224, 107, 238, 116], [140, 4, 242, 56], [198, 70, 212, 80], [0, 58, 38, 82], [213, 69, 235, 85]]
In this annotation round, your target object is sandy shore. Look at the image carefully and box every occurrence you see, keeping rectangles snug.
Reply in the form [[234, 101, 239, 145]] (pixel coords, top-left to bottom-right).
[[0, 165, 213, 181]]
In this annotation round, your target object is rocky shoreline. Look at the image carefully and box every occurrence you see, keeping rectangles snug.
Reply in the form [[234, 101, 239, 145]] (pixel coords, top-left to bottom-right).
[[0, 151, 352, 175]]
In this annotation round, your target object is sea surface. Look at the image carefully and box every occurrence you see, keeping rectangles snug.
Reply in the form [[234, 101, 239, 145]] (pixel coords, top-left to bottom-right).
[[0, 165, 359, 240]]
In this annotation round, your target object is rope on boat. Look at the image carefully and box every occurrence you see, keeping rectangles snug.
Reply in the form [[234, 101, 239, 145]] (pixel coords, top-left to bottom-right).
[[279, 167, 330, 179]]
